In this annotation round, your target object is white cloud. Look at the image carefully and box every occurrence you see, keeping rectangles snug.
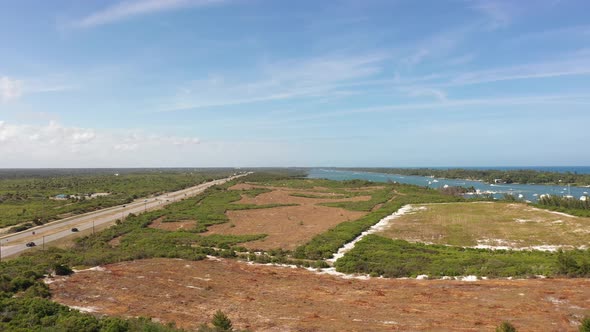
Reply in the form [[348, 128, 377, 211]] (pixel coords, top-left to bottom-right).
[[400, 27, 470, 66], [0, 75, 75, 103], [74, 0, 227, 28], [113, 143, 139, 151], [0, 121, 204, 166], [166, 53, 388, 111], [468, 0, 514, 29], [266, 93, 590, 124], [508, 25, 590, 45], [0, 77, 23, 102], [467, 0, 562, 29], [402, 87, 447, 101], [449, 54, 590, 85]]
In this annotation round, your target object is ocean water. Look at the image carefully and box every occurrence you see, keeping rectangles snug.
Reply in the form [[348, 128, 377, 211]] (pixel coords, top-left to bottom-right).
[[307, 168, 590, 202]]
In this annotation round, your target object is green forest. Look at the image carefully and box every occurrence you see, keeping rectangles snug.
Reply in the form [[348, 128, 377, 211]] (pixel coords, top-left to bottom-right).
[[345, 167, 590, 185]]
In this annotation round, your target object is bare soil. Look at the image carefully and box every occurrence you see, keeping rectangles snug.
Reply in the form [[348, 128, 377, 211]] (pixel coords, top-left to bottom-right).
[[108, 236, 122, 248], [50, 258, 590, 332], [148, 216, 197, 231], [207, 187, 368, 250]]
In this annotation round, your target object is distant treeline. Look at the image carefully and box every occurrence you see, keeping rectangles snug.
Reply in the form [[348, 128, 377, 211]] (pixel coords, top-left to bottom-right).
[[536, 195, 590, 216], [344, 168, 590, 185]]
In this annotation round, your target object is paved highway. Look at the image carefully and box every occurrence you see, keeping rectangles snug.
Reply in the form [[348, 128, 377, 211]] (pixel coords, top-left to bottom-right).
[[0, 173, 249, 259]]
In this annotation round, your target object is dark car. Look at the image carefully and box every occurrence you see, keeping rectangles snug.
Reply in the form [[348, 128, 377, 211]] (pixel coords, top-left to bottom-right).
[[71, 227, 79, 232], [26, 242, 36, 247]]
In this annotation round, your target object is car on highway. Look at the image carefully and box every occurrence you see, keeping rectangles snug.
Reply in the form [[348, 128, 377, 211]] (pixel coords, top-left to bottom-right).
[[26, 242, 36, 247], [71, 228, 79, 232]]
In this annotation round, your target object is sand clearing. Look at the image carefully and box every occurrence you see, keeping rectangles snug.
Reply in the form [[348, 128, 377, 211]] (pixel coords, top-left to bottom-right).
[[148, 216, 197, 231], [206, 188, 368, 250], [50, 258, 590, 332]]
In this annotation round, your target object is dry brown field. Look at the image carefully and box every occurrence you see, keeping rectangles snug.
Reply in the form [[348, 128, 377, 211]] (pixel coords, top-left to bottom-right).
[[50, 258, 590, 332]]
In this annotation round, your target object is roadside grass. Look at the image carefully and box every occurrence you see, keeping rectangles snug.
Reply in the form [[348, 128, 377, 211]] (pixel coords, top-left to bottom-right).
[[334, 234, 590, 278], [0, 170, 235, 229], [377, 202, 590, 248]]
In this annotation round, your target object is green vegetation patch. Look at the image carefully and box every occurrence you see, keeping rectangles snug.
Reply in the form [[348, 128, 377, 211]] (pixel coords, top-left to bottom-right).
[[335, 234, 590, 278], [0, 296, 184, 332]]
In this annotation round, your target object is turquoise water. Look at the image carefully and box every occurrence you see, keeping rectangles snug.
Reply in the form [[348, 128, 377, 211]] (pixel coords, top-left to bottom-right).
[[307, 169, 590, 202]]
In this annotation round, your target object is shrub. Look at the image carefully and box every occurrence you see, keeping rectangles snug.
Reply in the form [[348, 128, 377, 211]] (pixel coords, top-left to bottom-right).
[[496, 321, 517, 332], [212, 310, 233, 331], [53, 264, 74, 276]]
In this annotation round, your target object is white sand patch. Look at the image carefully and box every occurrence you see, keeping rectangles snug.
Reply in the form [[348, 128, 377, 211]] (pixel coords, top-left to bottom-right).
[[43, 276, 67, 285], [474, 239, 583, 252], [552, 220, 564, 224], [474, 244, 513, 250], [185, 285, 203, 290], [530, 245, 562, 252], [242, 260, 502, 282], [528, 207, 578, 218], [192, 276, 211, 281], [327, 205, 415, 264], [73, 266, 106, 273], [460, 276, 478, 282], [546, 296, 566, 305], [70, 305, 98, 313], [475, 238, 516, 250], [381, 321, 398, 325]]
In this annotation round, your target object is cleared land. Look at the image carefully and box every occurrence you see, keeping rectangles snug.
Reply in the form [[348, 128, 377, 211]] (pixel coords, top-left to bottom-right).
[[377, 202, 590, 249], [149, 216, 196, 231], [50, 258, 590, 332], [203, 184, 370, 250]]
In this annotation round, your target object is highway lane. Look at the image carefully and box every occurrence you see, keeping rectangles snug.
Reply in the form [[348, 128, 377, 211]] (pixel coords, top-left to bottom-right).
[[0, 173, 249, 259]]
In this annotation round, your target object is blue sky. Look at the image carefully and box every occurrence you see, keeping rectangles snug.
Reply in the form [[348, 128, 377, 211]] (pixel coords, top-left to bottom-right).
[[1, 0, 590, 167]]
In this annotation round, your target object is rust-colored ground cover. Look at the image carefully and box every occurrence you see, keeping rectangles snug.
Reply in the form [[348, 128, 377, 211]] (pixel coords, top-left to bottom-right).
[[50, 258, 590, 332], [148, 216, 196, 231], [205, 186, 369, 250]]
